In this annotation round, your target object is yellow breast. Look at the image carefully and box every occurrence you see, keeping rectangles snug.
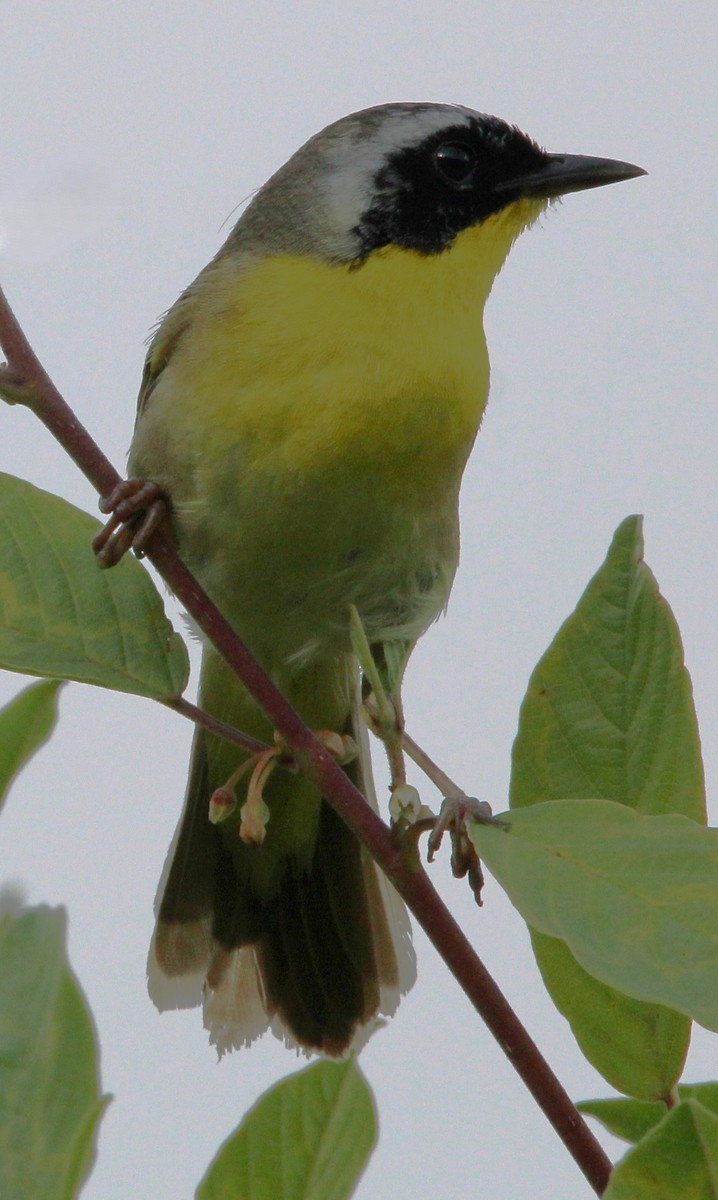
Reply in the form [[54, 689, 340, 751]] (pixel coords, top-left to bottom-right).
[[130, 199, 542, 662], [158, 201, 540, 500]]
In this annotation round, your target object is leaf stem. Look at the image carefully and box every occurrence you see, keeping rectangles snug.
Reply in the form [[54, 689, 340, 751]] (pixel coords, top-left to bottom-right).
[[165, 697, 268, 757]]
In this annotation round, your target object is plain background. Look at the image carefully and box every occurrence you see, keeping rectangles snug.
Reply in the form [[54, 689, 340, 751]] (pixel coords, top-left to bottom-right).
[[1, 4, 717, 1197]]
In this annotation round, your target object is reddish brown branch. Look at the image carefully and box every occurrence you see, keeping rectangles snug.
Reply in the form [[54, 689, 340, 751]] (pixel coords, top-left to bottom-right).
[[0, 282, 612, 1196], [166, 696, 268, 757]]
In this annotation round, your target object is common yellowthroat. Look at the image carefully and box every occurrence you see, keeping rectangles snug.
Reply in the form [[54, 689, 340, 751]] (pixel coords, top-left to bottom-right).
[[123, 103, 644, 1055]]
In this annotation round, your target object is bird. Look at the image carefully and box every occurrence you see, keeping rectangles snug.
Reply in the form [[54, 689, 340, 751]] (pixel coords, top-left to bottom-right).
[[117, 102, 644, 1056]]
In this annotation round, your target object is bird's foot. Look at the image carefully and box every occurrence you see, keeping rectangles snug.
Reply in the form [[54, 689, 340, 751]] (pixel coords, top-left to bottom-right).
[[92, 478, 169, 567], [427, 794, 508, 906]]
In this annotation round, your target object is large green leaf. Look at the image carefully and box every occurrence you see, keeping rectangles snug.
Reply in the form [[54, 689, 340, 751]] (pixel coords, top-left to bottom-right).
[[604, 1100, 718, 1199], [197, 1058, 377, 1200], [508, 516, 701, 1097], [511, 516, 704, 821], [526, 935, 686, 1100], [471, 800, 718, 1032], [0, 677, 63, 811], [0, 904, 109, 1200], [579, 1084, 718, 1144], [0, 472, 188, 699]]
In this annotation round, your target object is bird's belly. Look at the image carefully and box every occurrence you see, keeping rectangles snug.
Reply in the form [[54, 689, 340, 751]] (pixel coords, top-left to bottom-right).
[[133, 294, 489, 670], [177, 447, 461, 671]]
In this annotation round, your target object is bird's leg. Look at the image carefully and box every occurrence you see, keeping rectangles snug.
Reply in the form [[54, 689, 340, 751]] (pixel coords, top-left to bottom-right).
[[401, 729, 509, 905], [92, 478, 170, 567]]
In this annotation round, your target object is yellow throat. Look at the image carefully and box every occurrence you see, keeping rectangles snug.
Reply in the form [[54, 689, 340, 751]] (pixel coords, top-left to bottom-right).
[[165, 196, 546, 497]]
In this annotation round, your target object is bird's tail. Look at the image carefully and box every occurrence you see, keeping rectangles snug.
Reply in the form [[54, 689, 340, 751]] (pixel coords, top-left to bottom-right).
[[147, 651, 415, 1056]]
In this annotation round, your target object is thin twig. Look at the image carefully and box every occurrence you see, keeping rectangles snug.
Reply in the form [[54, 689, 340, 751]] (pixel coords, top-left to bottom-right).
[[165, 696, 268, 757], [0, 282, 612, 1196]]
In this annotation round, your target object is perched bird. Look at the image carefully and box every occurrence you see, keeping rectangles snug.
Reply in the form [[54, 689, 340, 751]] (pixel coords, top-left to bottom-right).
[[122, 102, 644, 1055]]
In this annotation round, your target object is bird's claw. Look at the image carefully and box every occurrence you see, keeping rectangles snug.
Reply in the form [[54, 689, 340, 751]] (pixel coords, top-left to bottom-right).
[[427, 795, 507, 906], [93, 478, 169, 567]]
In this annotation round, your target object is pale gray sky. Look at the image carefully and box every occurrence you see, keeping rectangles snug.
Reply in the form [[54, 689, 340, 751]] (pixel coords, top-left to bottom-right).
[[1, 4, 717, 1198]]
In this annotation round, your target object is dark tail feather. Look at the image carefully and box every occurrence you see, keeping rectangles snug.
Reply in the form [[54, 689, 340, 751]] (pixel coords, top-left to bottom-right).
[[148, 723, 415, 1055], [211, 800, 386, 1055], [147, 729, 219, 1006]]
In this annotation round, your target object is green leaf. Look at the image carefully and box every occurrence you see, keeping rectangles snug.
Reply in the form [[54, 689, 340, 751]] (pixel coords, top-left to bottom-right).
[[510, 516, 704, 822], [579, 1085, 718, 1143], [604, 1099, 718, 1199], [578, 1096, 675, 1144], [197, 1058, 377, 1200], [679, 1086, 718, 1117], [0, 677, 64, 811], [0, 902, 109, 1200], [470, 800, 718, 1033], [0, 472, 188, 699], [528, 934, 686, 1100], [508, 515, 701, 1097]]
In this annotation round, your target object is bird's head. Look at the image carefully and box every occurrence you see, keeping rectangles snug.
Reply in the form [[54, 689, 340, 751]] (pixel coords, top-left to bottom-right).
[[229, 102, 645, 267]]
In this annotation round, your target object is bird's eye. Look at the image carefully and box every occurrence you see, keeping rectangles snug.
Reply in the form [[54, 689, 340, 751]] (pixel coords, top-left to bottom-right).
[[434, 142, 475, 185]]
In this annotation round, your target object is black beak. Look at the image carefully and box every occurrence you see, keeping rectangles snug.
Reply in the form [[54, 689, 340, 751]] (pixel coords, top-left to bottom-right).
[[495, 152, 647, 199]]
